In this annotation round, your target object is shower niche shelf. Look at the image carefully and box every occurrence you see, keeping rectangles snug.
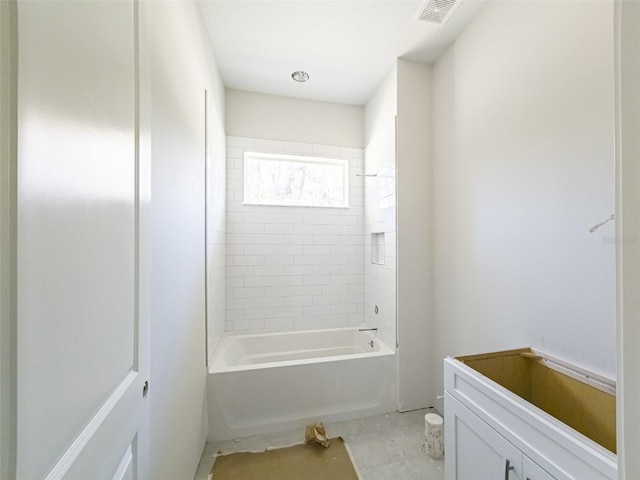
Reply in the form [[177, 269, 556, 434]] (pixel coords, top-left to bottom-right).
[[444, 347, 617, 480], [371, 232, 385, 265]]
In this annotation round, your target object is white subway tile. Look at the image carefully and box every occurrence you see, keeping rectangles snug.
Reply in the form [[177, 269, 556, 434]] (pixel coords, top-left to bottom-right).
[[313, 235, 340, 245], [233, 287, 265, 298], [295, 285, 322, 296], [304, 275, 331, 285], [272, 244, 304, 255], [227, 136, 254, 148], [349, 254, 363, 265], [227, 298, 254, 309], [244, 212, 275, 224], [226, 212, 244, 224], [269, 255, 295, 265], [340, 147, 364, 159], [312, 144, 341, 156], [284, 234, 313, 245], [227, 265, 255, 277], [254, 139, 285, 151], [313, 265, 341, 275], [254, 265, 285, 276], [244, 245, 275, 255], [331, 245, 361, 255], [304, 304, 331, 316], [294, 224, 323, 235], [283, 296, 313, 306], [227, 168, 243, 180], [331, 274, 359, 285], [226, 146, 244, 159], [230, 255, 265, 266], [312, 294, 340, 305], [340, 293, 364, 304], [254, 234, 284, 245], [265, 317, 295, 330], [274, 306, 304, 317], [226, 277, 243, 288], [225, 309, 244, 321], [227, 234, 254, 245], [284, 141, 313, 154], [294, 316, 322, 329], [254, 297, 284, 307], [323, 254, 348, 265], [321, 284, 349, 295], [228, 158, 244, 169], [331, 303, 357, 314], [321, 225, 345, 235], [243, 276, 276, 287], [273, 213, 304, 224], [232, 223, 265, 234], [340, 265, 364, 275], [265, 286, 295, 297], [244, 307, 274, 320], [303, 245, 332, 255], [305, 214, 332, 225], [294, 255, 323, 265], [321, 314, 349, 327], [265, 223, 295, 234], [286, 265, 314, 276], [234, 319, 265, 331]]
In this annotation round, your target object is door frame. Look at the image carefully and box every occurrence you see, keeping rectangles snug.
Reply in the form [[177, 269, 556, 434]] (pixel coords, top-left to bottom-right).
[[615, 1, 640, 478], [0, 0, 18, 478]]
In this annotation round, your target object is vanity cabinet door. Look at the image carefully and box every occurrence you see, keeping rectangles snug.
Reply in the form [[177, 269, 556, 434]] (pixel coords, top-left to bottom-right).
[[445, 393, 523, 480], [523, 456, 556, 480]]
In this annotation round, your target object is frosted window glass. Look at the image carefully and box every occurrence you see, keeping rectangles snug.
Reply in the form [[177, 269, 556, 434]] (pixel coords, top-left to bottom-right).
[[244, 152, 349, 208]]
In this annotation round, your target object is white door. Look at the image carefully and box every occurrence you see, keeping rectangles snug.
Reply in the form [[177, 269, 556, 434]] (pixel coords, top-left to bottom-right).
[[445, 393, 523, 480], [15, 1, 149, 479]]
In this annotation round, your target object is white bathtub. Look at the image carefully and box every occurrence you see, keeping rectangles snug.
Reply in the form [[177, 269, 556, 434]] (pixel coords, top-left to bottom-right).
[[207, 327, 397, 441]]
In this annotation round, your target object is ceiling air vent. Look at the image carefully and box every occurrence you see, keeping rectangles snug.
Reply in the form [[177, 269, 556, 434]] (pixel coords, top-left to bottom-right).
[[416, 0, 460, 25]]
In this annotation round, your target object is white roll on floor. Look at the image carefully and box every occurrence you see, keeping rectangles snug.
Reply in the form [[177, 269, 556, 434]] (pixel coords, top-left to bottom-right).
[[424, 412, 444, 459]]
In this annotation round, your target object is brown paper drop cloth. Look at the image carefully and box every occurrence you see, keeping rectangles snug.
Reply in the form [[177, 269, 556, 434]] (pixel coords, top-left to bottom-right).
[[209, 437, 359, 480]]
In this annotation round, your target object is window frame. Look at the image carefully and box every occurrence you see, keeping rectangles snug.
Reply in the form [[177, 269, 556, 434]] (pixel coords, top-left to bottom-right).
[[243, 151, 350, 208]]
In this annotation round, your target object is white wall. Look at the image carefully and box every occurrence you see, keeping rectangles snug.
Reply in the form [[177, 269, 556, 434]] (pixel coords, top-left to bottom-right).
[[149, 2, 225, 479], [225, 136, 365, 332], [431, 0, 615, 411], [616, 0, 640, 477], [396, 59, 433, 411], [226, 89, 364, 148], [364, 65, 397, 347]]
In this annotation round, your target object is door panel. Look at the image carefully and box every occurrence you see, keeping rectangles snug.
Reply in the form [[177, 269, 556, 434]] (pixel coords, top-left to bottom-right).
[[445, 393, 522, 480], [16, 1, 148, 478]]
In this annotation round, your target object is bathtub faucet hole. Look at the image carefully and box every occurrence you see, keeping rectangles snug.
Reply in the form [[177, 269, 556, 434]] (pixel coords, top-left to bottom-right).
[[369, 340, 374, 348]]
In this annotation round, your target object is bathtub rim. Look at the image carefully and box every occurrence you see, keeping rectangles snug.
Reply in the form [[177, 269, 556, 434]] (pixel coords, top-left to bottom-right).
[[209, 326, 395, 374]]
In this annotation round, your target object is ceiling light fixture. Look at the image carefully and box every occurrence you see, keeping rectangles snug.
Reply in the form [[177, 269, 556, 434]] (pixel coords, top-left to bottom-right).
[[291, 71, 310, 82]]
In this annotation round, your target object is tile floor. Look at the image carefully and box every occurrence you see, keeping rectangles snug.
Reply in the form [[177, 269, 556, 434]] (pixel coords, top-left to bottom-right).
[[194, 408, 445, 480]]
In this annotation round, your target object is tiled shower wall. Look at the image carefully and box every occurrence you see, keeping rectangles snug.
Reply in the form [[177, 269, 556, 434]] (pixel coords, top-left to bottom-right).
[[225, 136, 365, 332]]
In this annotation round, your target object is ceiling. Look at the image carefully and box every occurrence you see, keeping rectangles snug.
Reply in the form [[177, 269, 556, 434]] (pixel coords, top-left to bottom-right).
[[198, 0, 487, 106]]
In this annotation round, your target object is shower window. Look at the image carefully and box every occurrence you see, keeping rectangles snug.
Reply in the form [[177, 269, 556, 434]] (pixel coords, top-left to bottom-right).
[[243, 151, 349, 208]]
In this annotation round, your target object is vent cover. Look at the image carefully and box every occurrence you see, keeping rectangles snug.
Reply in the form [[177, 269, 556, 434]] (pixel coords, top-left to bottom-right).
[[416, 0, 460, 25]]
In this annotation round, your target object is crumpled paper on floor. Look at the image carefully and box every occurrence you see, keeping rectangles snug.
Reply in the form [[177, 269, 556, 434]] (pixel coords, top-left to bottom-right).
[[304, 422, 330, 448]]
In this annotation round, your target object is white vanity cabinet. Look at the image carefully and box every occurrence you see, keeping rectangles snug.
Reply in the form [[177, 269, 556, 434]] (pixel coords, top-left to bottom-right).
[[524, 456, 556, 480], [444, 349, 617, 480], [446, 392, 554, 480]]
